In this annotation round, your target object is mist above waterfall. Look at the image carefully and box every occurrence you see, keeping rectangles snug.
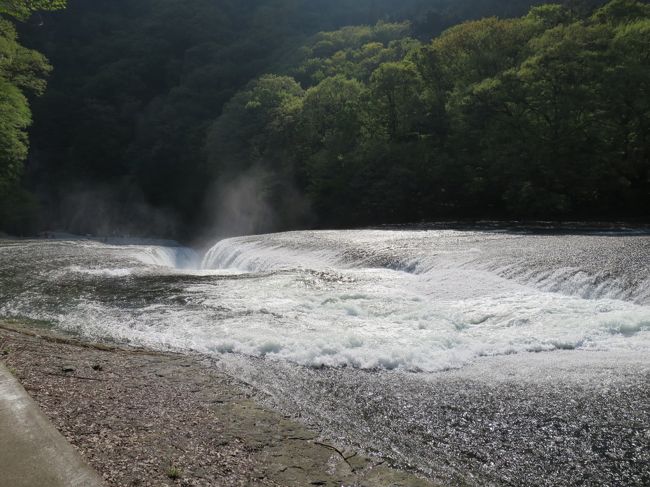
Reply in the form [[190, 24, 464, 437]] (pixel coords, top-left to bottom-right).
[[50, 184, 180, 238], [200, 166, 313, 242]]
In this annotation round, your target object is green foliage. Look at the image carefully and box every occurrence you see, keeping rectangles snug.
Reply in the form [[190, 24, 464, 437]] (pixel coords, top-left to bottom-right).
[[286, 22, 416, 84], [7, 0, 647, 236], [166, 463, 182, 480], [297, 76, 367, 222], [221, 0, 648, 223], [0, 0, 66, 20], [0, 1, 57, 234], [21, 0, 449, 234], [0, 79, 30, 189], [592, 0, 650, 23], [206, 74, 305, 177], [526, 4, 575, 28], [430, 16, 542, 88], [444, 6, 650, 217], [368, 61, 426, 140], [0, 17, 49, 193]]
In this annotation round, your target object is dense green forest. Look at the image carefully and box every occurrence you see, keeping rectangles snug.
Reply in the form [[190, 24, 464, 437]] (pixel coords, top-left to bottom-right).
[[0, 0, 648, 238]]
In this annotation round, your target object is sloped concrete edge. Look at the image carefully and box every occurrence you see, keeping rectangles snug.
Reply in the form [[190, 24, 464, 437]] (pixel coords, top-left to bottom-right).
[[0, 363, 105, 487]]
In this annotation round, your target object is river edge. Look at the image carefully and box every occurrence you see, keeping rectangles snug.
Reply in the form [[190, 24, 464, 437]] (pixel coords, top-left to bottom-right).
[[0, 321, 435, 487]]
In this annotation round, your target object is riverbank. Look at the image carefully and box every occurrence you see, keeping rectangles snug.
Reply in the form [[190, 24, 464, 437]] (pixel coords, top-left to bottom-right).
[[0, 362, 103, 487], [3, 319, 650, 486], [0, 321, 434, 487]]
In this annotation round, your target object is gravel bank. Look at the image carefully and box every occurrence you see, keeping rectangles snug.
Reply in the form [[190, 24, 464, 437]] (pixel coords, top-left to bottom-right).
[[0, 322, 434, 487], [3, 315, 649, 486]]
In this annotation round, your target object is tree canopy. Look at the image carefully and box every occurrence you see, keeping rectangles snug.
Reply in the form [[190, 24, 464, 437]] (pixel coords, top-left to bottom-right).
[[2, 0, 648, 237], [0, 0, 64, 233], [0, 0, 66, 20]]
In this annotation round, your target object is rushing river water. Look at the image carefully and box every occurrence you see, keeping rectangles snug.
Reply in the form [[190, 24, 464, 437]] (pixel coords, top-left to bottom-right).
[[1, 227, 649, 485]]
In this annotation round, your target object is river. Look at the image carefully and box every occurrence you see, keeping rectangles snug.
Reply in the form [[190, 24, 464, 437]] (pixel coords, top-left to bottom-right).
[[1, 226, 649, 485]]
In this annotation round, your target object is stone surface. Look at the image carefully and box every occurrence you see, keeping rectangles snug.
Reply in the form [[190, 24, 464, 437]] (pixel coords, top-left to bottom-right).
[[0, 322, 436, 486], [0, 362, 104, 487]]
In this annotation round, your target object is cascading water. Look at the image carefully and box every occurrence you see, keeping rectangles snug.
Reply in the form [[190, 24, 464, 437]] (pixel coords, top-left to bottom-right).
[[1, 229, 649, 485], [2, 230, 649, 372], [192, 229, 650, 370], [201, 229, 650, 304], [131, 244, 200, 269]]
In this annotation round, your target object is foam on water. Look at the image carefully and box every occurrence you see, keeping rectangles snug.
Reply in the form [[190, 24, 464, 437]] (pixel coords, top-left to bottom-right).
[[65, 266, 134, 277], [2, 230, 650, 371], [15, 269, 649, 372]]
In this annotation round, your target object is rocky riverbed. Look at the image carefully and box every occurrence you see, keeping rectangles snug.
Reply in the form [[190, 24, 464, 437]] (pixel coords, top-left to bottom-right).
[[0, 321, 433, 487]]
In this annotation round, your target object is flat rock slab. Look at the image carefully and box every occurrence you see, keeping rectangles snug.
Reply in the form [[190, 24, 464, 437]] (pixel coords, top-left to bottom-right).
[[0, 362, 104, 487], [0, 322, 436, 486]]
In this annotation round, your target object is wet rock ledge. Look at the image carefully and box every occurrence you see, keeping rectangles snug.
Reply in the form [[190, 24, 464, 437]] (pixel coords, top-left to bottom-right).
[[0, 321, 434, 487]]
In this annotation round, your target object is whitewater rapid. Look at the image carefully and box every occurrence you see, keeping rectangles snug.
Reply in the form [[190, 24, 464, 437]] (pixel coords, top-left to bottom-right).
[[1, 229, 649, 372], [3, 228, 649, 485]]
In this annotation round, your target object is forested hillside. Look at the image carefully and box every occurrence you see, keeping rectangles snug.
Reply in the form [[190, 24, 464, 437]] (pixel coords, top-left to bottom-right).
[[0, 0, 65, 233], [1, 0, 647, 238]]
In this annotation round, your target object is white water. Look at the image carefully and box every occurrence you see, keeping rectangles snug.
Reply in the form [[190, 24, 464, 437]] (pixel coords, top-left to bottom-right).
[[202, 230, 650, 303], [194, 230, 650, 370], [4, 230, 648, 486], [2, 230, 650, 372]]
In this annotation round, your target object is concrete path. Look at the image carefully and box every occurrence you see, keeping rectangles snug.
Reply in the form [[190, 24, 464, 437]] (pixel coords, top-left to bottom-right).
[[0, 363, 104, 487]]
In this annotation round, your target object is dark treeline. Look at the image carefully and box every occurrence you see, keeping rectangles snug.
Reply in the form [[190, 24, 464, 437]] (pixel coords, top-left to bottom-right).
[[0, 0, 647, 238]]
